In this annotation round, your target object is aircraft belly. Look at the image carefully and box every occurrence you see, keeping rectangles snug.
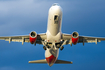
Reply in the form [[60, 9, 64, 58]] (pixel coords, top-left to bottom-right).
[[45, 49, 59, 58], [46, 30, 61, 42]]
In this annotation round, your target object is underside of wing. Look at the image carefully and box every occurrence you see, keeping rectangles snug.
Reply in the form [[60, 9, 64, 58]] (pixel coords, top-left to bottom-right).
[[0, 32, 47, 45], [78, 36, 105, 44], [62, 33, 105, 46], [62, 33, 71, 40], [0, 35, 29, 43]]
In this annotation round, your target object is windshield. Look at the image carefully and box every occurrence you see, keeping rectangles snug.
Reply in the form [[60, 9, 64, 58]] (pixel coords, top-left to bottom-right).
[[54, 15, 59, 24], [52, 3, 60, 6]]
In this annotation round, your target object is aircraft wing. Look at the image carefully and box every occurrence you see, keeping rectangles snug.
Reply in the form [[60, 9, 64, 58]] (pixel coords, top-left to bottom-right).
[[78, 36, 105, 44], [62, 33, 105, 45], [0, 33, 46, 45]]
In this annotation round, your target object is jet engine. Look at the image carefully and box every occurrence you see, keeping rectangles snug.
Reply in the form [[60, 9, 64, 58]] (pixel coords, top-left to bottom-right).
[[71, 32, 79, 45], [29, 31, 37, 44]]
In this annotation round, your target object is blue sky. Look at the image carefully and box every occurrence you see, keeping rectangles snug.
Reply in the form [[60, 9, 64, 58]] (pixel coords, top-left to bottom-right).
[[0, 0, 105, 70]]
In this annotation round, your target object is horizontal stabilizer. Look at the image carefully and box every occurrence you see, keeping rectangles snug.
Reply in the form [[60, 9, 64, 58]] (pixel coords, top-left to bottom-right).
[[55, 59, 73, 64], [29, 59, 73, 64], [29, 59, 47, 63]]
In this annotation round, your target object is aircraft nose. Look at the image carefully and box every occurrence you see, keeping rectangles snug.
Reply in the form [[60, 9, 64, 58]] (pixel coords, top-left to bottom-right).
[[46, 55, 57, 67], [50, 3, 62, 14]]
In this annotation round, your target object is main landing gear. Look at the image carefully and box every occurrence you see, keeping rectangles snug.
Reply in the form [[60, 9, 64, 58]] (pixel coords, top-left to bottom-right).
[[42, 40, 66, 51], [60, 46, 64, 51], [43, 46, 46, 50]]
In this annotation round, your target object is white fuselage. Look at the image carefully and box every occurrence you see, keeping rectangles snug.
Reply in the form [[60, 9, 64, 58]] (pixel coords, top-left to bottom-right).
[[45, 4, 63, 66]]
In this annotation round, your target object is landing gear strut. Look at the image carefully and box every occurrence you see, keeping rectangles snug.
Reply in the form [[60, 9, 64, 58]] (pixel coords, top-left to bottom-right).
[[60, 46, 64, 51], [43, 46, 46, 50], [59, 40, 67, 51]]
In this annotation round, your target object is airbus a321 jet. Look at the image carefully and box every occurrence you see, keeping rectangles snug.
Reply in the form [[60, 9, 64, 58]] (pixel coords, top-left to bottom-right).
[[0, 3, 105, 67]]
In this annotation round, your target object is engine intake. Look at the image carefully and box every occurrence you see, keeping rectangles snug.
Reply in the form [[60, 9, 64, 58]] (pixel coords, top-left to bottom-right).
[[71, 32, 79, 45], [29, 31, 37, 44]]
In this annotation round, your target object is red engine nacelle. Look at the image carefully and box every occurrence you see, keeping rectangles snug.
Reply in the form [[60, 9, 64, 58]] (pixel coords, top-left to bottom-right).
[[71, 32, 79, 45], [29, 31, 37, 44]]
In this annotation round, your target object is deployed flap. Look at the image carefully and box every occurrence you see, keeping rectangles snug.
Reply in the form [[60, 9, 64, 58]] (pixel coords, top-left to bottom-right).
[[28, 59, 47, 64], [55, 60, 73, 64]]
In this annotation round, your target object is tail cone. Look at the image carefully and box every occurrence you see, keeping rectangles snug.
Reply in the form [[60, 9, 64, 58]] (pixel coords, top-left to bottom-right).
[[46, 55, 57, 67]]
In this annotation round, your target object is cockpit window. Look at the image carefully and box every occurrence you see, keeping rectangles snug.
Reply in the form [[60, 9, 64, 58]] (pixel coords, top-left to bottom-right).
[[54, 15, 58, 21], [52, 3, 60, 6], [54, 15, 59, 24]]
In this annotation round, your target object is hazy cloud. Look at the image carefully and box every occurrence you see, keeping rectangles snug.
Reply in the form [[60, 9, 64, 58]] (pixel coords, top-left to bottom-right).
[[0, 67, 15, 70]]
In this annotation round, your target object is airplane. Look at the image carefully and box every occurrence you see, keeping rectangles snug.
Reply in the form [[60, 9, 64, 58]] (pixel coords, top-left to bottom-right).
[[0, 3, 105, 67]]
